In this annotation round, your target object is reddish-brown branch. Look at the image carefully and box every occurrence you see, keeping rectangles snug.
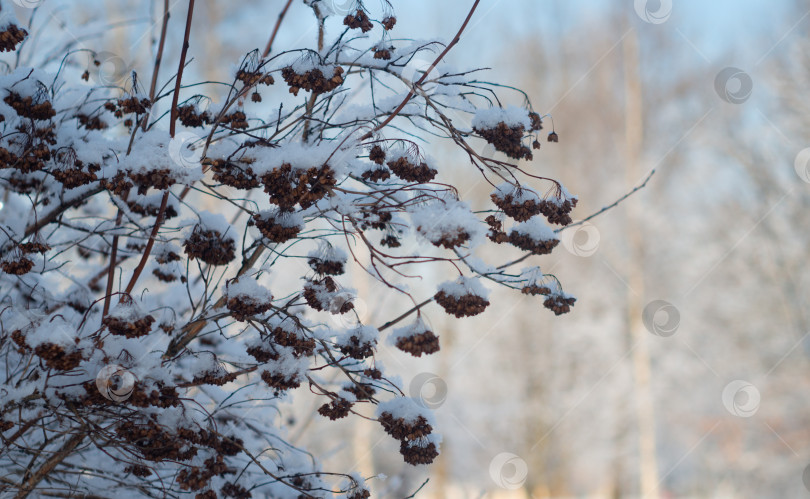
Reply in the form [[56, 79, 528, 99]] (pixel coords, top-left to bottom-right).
[[169, 0, 196, 139], [124, 0, 195, 297], [14, 433, 84, 499], [142, 0, 171, 132], [102, 195, 127, 317], [262, 0, 294, 58]]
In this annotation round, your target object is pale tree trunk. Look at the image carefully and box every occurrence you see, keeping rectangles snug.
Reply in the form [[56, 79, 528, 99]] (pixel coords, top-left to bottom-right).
[[351, 265, 377, 488], [622, 28, 660, 498]]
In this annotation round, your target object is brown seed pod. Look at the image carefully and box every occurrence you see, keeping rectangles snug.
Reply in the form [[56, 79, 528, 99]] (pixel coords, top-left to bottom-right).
[[271, 323, 316, 357], [336, 325, 378, 360], [184, 225, 236, 266], [381, 16, 397, 30], [260, 369, 301, 392], [4, 92, 55, 120], [544, 293, 576, 315], [386, 155, 437, 183], [474, 121, 532, 160], [0, 24, 27, 52], [252, 210, 303, 243], [433, 277, 490, 318], [378, 412, 433, 441], [344, 9, 373, 32], [281, 65, 345, 96], [368, 145, 386, 165], [392, 318, 439, 357], [307, 244, 348, 276], [400, 439, 439, 465], [102, 301, 156, 338], [210, 158, 260, 189], [262, 163, 336, 209], [318, 398, 353, 420], [225, 278, 273, 321], [177, 105, 212, 128], [491, 184, 543, 222]]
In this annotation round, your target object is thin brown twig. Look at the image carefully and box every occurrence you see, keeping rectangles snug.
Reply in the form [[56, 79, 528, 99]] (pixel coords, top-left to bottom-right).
[[141, 0, 171, 132], [124, 0, 196, 296], [261, 0, 294, 59], [359, 0, 481, 141], [14, 433, 84, 499]]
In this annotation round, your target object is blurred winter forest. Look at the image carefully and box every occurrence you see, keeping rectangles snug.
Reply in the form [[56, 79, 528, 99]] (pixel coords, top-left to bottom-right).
[[4, 0, 810, 497]]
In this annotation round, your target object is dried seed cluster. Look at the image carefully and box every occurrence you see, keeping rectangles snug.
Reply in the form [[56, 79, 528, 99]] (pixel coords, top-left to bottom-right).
[[303, 277, 353, 314], [434, 290, 489, 318], [539, 196, 577, 226], [491, 190, 542, 222], [177, 105, 213, 127], [103, 313, 156, 338], [344, 10, 373, 32], [272, 325, 316, 357], [395, 329, 440, 357], [318, 398, 353, 420], [4, 92, 56, 121], [262, 163, 336, 209], [0, 23, 27, 52], [281, 65, 344, 96], [386, 156, 437, 183], [184, 227, 236, 265], [33, 343, 83, 370], [544, 293, 576, 315], [252, 211, 301, 243], [507, 231, 559, 255], [378, 412, 439, 465], [211, 158, 260, 189]]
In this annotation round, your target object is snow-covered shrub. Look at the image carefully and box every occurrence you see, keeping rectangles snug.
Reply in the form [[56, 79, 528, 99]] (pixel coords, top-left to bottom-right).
[[0, 0, 579, 496]]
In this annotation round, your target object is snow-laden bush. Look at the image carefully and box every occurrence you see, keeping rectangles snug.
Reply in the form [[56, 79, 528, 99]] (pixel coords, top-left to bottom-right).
[[0, 0, 578, 496]]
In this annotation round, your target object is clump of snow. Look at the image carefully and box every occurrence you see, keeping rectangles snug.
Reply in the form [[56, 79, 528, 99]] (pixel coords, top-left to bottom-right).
[[24, 316, 77, 349], [436, 276, 490, 299], [376, 397, 436, 426], [509, 217, 558, 242], [226, 277, 273, 302], [120, 130, 203, 184], [187, 212, 234, 237], [471, 105, 531, 129], [410, 199, 484, 247], [492, 182, 541, 203], [262, 348, 309, 380], [308, 243, 348, 263], [335, 325, 379, 347], [108, 298, 148, 322], [520, 266, 545, 287], [252, 141, 350, 175], [389, 317, 431, 345]]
